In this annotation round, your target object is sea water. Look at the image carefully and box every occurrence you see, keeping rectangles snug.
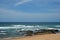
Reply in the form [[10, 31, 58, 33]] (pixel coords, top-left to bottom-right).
[[0, 22, 60, 38]]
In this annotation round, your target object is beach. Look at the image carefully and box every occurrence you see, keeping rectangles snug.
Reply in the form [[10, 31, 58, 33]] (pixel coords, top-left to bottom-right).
[[0, 22, 60, 40], [1, 34, 60, 40]]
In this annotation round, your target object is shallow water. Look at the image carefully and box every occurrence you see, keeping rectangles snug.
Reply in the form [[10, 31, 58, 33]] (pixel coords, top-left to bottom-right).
[[0, 22, 60, 38]]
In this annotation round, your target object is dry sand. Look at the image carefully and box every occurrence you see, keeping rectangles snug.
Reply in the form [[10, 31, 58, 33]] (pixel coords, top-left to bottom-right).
[[1, 34, 60, 40]]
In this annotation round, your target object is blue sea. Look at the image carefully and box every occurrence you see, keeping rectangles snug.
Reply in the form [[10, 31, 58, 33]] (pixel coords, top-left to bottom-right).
[[0, 22, 60, 38]]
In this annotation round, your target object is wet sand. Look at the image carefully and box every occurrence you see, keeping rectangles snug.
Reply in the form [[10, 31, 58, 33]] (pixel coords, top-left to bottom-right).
[[1, 34, 60, 40]]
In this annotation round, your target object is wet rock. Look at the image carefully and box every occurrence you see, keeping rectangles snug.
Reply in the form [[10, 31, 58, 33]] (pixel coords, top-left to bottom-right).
[[26, 30, 33, 36], [34, 29, 57, 35], [34, 30, 44, 35], [41, 29, 57, 34], [55, 30, 59, 32]]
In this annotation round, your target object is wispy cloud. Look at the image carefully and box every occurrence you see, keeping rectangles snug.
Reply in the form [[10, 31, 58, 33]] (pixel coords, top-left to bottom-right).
[[0, 8, 60, 18], [15, 0, 32, 6], [0, 0, 60, 22], [0, 8, 60, 22]]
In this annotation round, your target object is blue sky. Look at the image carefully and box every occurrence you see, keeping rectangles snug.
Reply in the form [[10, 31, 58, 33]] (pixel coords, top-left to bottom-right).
[[0, 0, 60, 22]]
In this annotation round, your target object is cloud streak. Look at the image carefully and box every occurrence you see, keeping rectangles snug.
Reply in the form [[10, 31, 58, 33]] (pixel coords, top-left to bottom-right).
[[15, 0, 32, 6], [0, 0, 60, 22], [0, 8, 60, 19]]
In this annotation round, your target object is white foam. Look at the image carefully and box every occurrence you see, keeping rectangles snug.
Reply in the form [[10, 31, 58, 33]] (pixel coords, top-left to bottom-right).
[[0, 33, 7, 35], [13, 25, 35, 28], [47, 28, 55, 30], [13, 25, 25, 27], [0, 25, 50, 30], [0, 31, 6, 32], [58, 29, 60, 30], [0, 27, 21, 29], [55, 25, 60, 27]]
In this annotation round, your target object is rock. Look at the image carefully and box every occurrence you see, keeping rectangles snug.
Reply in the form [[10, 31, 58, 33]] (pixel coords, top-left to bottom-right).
[[34, 30, 44, 35], [55, 30, 59, 32], [26, 30, 33, 36], [34, 29, 57, 35], [42, 29, 56, 34]]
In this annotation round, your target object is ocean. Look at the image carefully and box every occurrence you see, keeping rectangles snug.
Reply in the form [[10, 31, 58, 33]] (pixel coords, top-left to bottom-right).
[[0, 22, 60, 38]]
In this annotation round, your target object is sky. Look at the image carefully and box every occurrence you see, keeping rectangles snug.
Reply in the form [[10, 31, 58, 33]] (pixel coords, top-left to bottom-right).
[[0, 0, 60, 22]]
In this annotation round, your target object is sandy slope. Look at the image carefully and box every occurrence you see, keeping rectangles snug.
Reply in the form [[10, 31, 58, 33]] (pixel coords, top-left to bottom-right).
[[1, 34, 60, 40]]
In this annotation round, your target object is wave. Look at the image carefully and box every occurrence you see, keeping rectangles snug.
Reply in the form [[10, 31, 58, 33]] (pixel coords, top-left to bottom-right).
[[0, 25, 48, 29], [0, 25, 60, 31], [0, 24, 60, 38], [55, 25, 60, 27], [0, 25, 60, 30]]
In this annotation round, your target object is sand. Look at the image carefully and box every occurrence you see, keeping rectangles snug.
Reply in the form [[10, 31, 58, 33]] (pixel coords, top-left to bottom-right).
[[1, 34, 60, 40]]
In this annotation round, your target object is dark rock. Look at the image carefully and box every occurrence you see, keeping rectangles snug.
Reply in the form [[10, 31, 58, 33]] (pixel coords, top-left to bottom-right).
[[55, 30, 59, 32], [34, 30, 44, 35], [42, 29, 56, 34], [34, 29, 57, 35], [26, 30, 33, 36]]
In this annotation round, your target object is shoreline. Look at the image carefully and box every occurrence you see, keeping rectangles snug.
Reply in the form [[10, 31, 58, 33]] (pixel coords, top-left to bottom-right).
[[0, 34, 60, 40]]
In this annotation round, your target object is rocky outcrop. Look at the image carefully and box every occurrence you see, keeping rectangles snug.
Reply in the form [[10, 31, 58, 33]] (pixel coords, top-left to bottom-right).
[[26, 30, 33, 36], [34, 29, 58, 35]]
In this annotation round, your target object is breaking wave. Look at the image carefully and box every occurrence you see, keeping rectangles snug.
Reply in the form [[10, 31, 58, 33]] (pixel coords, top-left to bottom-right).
[[0, 25, 60, 30], [0, 24, 60, 38]]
